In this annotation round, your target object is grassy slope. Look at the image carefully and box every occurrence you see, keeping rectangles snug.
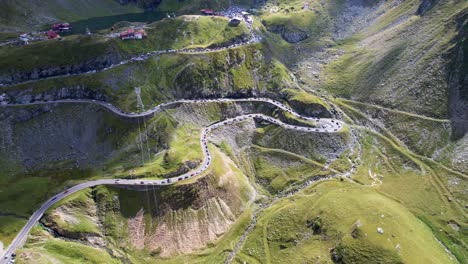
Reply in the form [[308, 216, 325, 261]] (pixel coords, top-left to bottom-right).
[[335, 98, 452, 158], [321, 0, 468, 118], [1, 42, 293, 113], [0, 34, 111, 72], [2, 1, 467, 263], [0, 216, 27, 247], [43, 189, 101, 236], [249, 145, 333, 194], [237, 180, 455, 264], [17, 227, 119, 264], [0, 15, 250, 74], [350, 128, 467, 262]]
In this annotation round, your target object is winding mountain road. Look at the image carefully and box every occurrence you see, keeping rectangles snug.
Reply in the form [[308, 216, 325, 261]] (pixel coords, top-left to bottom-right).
[[0, 38, 260, 87], [2, 97, 341, 130], [0, 98, 344, 264], [0, 26, 260, 87]]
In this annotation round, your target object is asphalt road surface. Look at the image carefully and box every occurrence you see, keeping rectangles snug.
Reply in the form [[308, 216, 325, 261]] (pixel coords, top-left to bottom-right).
[[0, 98, 343, 264]]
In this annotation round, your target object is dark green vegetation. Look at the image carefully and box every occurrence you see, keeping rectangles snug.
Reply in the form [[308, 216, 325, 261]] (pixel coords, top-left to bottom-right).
[[0, 0, 467, 263]]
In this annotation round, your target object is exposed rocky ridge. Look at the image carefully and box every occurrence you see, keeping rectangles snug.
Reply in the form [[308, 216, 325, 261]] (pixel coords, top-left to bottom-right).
[[209, 119, 258, 156], [320, 0, 468, 120], [0, 52, 124, 86]]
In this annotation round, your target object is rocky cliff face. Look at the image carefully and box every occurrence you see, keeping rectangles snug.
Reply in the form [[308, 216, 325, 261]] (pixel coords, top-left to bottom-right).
[[41, 150, 255, 258], [448, 10, 468, 140], [128, 169, 252, 257], [0, 104, 129, 169], [416, 0, 439, 16], [0, 53, 123, 86]]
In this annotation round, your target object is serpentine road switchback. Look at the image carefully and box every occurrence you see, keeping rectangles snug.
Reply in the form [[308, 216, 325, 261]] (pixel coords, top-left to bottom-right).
[[0, 97, 344, 264]]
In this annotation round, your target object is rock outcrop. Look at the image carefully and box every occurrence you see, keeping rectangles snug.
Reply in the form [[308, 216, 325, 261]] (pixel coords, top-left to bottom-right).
[[448, 10, 468, 140], [0, 53, 123, 86], [267, 24, 308, 43], [416, 0, 440, 16]]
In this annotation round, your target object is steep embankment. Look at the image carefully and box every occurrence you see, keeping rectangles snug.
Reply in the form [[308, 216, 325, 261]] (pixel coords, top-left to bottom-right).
[[0, 15, 251, 86], [19, 147, 255, 262], [448, 8, 468, 140]]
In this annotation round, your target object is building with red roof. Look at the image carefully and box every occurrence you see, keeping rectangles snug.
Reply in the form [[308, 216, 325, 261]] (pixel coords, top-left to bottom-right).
[[120, 28, 147, 40], [201, 9, 214, 15], [47, 30, 59, 39]]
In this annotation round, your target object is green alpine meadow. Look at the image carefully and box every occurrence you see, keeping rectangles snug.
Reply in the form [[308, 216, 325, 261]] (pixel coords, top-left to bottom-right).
[[0, 0, 466, 263]]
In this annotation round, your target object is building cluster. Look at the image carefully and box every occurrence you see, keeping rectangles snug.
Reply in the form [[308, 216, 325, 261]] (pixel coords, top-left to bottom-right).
[[119, 28, 147, 40], [46, 23, 72, 39], [200, 7, 250, 27]]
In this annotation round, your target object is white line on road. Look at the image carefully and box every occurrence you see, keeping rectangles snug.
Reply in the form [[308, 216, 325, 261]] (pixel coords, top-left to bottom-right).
[[0, 97, 344, 263]]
